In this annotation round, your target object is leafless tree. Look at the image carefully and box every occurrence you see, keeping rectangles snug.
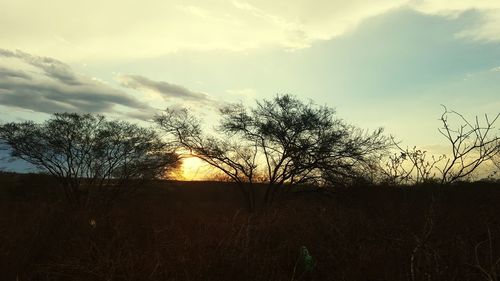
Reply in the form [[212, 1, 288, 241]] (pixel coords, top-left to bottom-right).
[[437, 106, 499, 184], [492, 152, 500, 176], [319, 127, 390, 187], [382, 139, 446, 185], [0, 113, 179, 209], [220, 95, 389, 202], [156, 95, 389, 208], [155, 108, 259, 210], [379, 151, 414, 185]]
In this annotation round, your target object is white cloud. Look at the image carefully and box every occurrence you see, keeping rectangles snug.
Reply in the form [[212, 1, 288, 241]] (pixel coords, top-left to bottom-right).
[[226, 88, 257, 103], [411, 1, 500, 41], [455, 9, 500, 42], [410, 0, 500, 16], [1, 0, 500, 61]]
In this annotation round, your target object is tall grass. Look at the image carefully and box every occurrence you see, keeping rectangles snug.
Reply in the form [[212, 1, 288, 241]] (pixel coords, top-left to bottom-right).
[[1, 173, 499, 280]]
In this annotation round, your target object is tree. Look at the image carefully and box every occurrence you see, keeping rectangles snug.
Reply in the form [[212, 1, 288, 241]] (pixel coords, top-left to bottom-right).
[[0, 113, 179, 208], [490, 152, 500, 180], [156, 94, 389, 208], [219, 96, 388, 200], [318, 126, 390, 187], [380, 139, 446, 185], [155, 108, 259, 210], [379, 107, 499, 185], [437, 106, 499, 184]]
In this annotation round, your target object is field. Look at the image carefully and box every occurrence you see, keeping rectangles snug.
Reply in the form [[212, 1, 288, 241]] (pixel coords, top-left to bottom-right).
[[1, 172, 500, 281]]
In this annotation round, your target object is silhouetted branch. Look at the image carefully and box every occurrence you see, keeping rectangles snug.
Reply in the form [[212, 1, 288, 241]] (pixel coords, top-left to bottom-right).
[[437, 105, 499, 184], [156, 95, 390, 209], [385, 137, 446, 185]]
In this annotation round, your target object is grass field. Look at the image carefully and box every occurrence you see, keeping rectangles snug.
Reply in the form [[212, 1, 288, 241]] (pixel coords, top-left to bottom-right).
[[1, 172, 499, 281]]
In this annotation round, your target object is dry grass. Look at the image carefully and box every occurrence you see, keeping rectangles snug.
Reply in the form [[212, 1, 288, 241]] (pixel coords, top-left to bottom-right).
[[1, 172, 500, 281]]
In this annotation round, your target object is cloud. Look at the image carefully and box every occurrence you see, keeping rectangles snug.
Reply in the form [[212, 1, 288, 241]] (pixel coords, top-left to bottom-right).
[[2, 0, 500, 61], [411, 1, 500, 42], [0, 49, 80, 85], [0, 49, 150, 114], [0, 66, 31, 80], [118, 74, 219, 108], [226, 88, 257, 103]]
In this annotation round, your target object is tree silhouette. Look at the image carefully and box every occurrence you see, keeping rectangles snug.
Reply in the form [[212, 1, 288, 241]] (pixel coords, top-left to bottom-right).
[[380, 106, 500, 185], [156, 94, 389, 209], [381, 139, 446, 185], [0, 113, 179, 208], [437, 106, 499, 184], [219, 95, 388, 202], [155, 108, 259, 210]]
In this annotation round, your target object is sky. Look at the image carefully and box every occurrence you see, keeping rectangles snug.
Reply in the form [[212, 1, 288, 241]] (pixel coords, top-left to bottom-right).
[[1, 0, 499, 178]]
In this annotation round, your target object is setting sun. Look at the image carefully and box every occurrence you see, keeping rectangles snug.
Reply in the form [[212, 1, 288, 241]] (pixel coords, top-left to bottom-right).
[[179, 156, 211, 181]]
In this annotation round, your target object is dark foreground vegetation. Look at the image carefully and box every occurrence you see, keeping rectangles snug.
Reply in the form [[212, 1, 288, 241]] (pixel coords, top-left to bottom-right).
[[1, 172, 500, 281]]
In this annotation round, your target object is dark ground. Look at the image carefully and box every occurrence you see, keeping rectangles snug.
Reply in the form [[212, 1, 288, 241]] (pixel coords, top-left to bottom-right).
[[1, 172, 499, 281]]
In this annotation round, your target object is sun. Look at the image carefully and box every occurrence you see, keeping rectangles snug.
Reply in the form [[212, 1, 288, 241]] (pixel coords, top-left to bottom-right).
[[179, 157, 211, 181]]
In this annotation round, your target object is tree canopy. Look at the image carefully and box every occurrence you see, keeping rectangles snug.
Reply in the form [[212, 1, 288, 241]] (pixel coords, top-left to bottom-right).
[[0, 113, 179, 208], [155, 94, 389, 208]]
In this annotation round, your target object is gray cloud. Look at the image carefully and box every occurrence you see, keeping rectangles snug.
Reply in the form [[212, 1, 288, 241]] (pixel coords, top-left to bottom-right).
[[0, 49, 81, 85], [118, 74, 219, 108], [0, 49, 150, 114], [0, 66, 31, 80], [124, 109, 160, 121]]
